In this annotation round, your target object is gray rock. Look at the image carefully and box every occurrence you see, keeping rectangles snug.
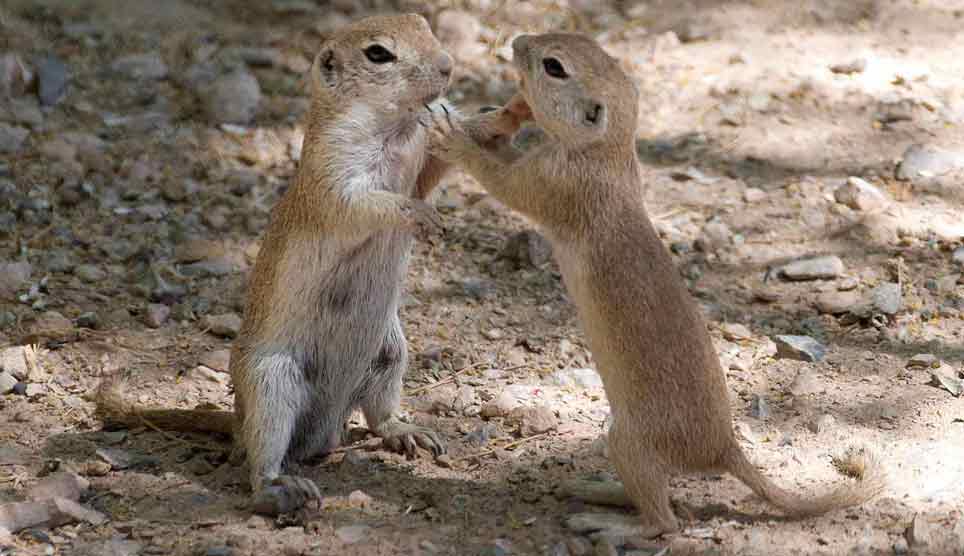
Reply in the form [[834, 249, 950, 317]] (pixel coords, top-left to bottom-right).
[[479, 539, 513, 556], [870, 282, 902, 315], [546, 368, 603, 389], [69, 539, 144, 556], [334, 525, 370, 545], [4, 97, 44, 128], [773, 335, 826, 362], [35, 55, 69, 106], [110, 52, 169, 80], [807, 413, 835, 434], [180, 260, 237, 277], [74, 264, 106, 283], [481, 389, 522, 418], [0, 123, 29, 154], [834, 177, 888, 211], [896, 144, 964, 185], [95, 447, 152, 470], [749, 395, 770, 419], [892, 537, 909, 555], [743, 187, 766, 203], [0, 261, 31, 297], [721, 322, 753, 341], [199, 349, 231, 373], [75, 312, 99, 329], [200, 69, 261, 125], [952, 247, 964, 267], [0, 498, 105, 533], [0, 372, 17, 394], [202, 313, 242, 338], [26, 472, 89, 502], [466, 423, 500, 446], [500, 230, 553, 268], [814, 290, 860, 314], [204, 547, 233, 556], [0, 311, 15, 329], [0, 346, 30, 379], [187, 455, 216, 476], [695, 220, 732, 252], [45, 250, 74, 273], [461, 277, 495, 300], [509, 405, 557, 436], [0, 53, 34, 98], [144, 303, 170, 328], [779, 256, 844, 281]]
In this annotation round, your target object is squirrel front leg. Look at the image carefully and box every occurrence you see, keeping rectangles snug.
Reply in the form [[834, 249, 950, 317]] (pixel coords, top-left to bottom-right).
[[415, 99, 528, 200], [317, 189, 442, 239], [425, 108, 560, 226]]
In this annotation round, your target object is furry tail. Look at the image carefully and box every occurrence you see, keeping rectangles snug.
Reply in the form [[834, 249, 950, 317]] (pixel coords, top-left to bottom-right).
[[95, 374, 235, 436], [726, 443, 886, 516]]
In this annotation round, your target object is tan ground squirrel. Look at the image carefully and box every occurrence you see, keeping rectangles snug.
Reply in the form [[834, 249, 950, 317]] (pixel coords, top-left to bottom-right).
[[97, 14, 524, 516], [426, 33, 885, 536]]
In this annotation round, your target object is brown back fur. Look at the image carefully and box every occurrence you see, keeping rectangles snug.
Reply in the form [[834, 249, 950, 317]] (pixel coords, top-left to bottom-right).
[[430, 32, 885, 534]]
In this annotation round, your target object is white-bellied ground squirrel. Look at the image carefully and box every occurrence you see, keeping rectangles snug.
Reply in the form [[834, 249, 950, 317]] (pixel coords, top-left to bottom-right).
[[97, 14, 525, 516], [426, 33, 885, 536]]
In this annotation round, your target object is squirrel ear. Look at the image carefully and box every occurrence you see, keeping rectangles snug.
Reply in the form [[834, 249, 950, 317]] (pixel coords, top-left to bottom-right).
[[311, 47, 339, 93]]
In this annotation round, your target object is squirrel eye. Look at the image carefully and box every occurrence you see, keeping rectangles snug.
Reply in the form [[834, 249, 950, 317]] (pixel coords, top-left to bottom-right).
[[364, 44, 397, 64], [542, 57, 568, 79]]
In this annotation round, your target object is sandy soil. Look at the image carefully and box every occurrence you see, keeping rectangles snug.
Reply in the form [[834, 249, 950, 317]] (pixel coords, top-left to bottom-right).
[[1, 1, 963, 555]]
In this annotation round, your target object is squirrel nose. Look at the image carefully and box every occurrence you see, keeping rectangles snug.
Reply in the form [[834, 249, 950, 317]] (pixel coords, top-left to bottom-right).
[[437, 53, 453, 78]]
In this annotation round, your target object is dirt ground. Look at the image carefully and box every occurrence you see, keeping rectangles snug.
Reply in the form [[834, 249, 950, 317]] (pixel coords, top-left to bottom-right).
[[1, 1, 964, 555]]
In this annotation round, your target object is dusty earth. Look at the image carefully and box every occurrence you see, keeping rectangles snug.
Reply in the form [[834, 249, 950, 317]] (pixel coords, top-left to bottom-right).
[[2, 0, 964, 555]]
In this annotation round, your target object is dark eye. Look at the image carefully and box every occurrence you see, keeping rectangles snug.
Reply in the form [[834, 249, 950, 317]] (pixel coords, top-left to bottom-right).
[[542, 57, 568, 79], [364, 44, 396, 64]]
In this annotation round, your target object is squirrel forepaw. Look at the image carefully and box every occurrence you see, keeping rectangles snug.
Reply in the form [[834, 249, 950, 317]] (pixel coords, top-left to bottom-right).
[[424, 103, 471, 163]]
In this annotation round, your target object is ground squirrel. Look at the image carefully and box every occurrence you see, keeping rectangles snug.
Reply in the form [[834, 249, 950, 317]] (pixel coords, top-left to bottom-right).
[[97, 13, 524, 516], [426, 33, 885, 536]]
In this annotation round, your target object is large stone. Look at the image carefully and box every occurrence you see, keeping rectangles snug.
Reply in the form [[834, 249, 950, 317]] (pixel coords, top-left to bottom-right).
[[773, 335, 826, 362], [0, 347, 29, 380], [778, 256, 844, 281], [896, 144, 964, 187], [111, 52, 168, 80], [500, 230, 553, 268], [0, 372, 16, 394], [74, 264, 107, 283], [814, 290, 860, 314], [0, 261, 32, 296], [0, 498, 106, 533], [834, 177, 889, 211], [870, 282, 902, 315], [35, 55, 69, 106], [26, 472, 89, 502], [0, 53, 34, 98], [546, 368, 603, 389], [0, 123, 29, 154], [199, 69, 261, 125], [202, 313, 242, 338]]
